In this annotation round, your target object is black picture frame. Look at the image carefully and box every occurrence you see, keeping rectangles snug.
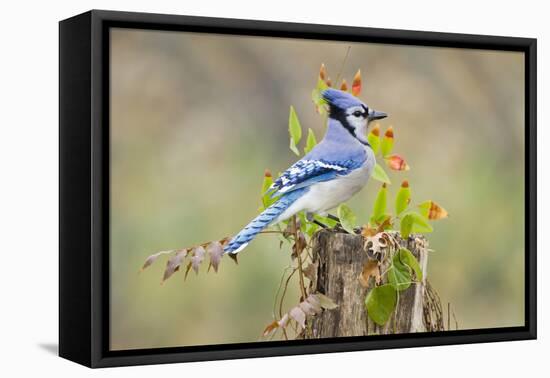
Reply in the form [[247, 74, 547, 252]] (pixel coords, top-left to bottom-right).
[[59, 9, 537, 368]]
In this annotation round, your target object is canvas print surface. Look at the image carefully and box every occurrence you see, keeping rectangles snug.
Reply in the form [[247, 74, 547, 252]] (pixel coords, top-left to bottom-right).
[[109, 28, 525, 350]]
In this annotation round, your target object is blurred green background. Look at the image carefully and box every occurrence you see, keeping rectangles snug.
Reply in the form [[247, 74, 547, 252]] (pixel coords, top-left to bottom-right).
[[110, 28, 525, 350]]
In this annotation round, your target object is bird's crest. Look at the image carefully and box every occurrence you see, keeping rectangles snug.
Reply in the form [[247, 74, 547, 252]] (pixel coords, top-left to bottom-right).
[[322, 88, 364, 110]]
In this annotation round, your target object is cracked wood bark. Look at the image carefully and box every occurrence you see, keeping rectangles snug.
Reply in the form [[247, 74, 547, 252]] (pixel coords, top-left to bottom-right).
[[306, 230, 428, 338]]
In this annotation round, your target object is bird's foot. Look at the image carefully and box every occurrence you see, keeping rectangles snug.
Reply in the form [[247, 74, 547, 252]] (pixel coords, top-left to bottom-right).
[[326, 213, 341, 222]]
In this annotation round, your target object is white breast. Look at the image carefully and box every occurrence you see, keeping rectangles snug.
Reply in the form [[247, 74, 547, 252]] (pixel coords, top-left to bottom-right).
[[275, 146, 375, 222]]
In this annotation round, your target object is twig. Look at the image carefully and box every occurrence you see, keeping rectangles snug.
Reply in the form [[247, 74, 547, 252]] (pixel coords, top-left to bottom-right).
[[258, 230, 284, 235], [447, 302, 450, 331], [334, 45, 352, 86], [278, 268, 296, 341], [293, 215, 308, 300], [452, 306, 459, 330], [272, 265, 293, 319]]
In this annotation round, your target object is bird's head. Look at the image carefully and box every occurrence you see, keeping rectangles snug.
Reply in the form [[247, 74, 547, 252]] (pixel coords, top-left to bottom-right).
[[322, 88, 387, 144]]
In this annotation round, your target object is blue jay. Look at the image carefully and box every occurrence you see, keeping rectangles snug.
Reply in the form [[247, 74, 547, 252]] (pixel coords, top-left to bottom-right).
[[224, 89, 387, 254]]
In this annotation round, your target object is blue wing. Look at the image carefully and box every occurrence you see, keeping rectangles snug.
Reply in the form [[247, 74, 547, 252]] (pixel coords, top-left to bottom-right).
[[268, 158, 364, 197]]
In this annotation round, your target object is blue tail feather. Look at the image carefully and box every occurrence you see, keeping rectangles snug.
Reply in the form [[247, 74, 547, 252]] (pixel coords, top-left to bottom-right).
[[224, 188, 307, 254]]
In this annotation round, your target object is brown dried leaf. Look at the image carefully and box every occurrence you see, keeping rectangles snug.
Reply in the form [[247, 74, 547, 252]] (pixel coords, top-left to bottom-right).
[[424, 201, 449, 220], [162, 249, 188, 282], [299, 300, 320, 316], [303, 262, 318, 282], [262, 293, 333, 337], [361, 223, 377, 237], [292, 231, 307, 256], [219, 236, 231, 246], [140, 250, 172, 272], [191, 246, 206, 274], [359, 260, 381, 287], [184, 262, 193, 280], [363, 233, 391, 261], [289, 306, 306, 329], [376, 217, 392, 232], [278, 312, 290, 328], [283, 220, 297, 238], [305, 294, 322, 313], [207, 241, 224, 273], [315, 293, 338, 309]]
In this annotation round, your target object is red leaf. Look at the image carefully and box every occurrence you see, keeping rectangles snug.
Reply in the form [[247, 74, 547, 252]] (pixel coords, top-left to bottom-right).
[[351, 69, 361, 96], [385, 154, 410, 171]]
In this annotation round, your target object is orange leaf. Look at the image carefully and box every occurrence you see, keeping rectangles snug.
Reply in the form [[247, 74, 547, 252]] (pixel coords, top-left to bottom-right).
[[370, 123, 380, 137], [319, 63, 327, 81], [351, 69, 361, 96], [340, 79, 348, 91], [263, 321, 279, 337], [361, 223, 377, 237], [385, 154, 410, 171], [326, 77, 332, 87], [420, 200, 449, 220], [384, 126, 394, 139]]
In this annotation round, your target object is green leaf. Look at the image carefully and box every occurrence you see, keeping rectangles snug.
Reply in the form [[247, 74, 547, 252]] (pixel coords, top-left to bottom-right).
[[367, 132, 380, 155], [304, 128, 318, 155], [298, 211, 308, 233], [365, 285, 397, 326], [400, 211, 433, 238], [398, 248, 423, 281], [305, 222, 319, 237], [388, 255, 411, 291], [260, 173, 275, 209], [409, 212, 433, 233], [371, 163, 391, 184], [400, 213, 414, 239], [380, 127, 394, 157], [289, 106, 302, 156], [395, 182, 411, 216], [311, 79, 329, 115], [337, 203, 356, 234], [372, 184, 388, 223]]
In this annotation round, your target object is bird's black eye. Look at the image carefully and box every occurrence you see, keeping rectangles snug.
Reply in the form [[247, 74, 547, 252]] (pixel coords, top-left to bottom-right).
[[353, 111, 363, 117]]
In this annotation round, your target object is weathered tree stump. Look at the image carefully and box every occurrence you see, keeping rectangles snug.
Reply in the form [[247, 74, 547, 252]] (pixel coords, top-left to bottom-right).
[[306, 229, 429, 338]]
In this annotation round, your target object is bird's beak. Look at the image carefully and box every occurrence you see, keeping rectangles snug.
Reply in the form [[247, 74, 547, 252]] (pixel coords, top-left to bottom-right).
[[369, 110, 388, 121]]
